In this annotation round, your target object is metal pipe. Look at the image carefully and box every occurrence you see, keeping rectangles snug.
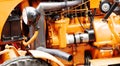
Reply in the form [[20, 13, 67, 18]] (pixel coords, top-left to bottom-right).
[[36, 0, 82, 11], [36, 47, 73, 61]]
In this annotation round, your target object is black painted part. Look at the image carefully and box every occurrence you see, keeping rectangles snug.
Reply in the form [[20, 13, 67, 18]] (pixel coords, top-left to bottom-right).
[[85, 30, 95, 42], [88, 10, 96, 29], [79, 34, 83, 43], [84, 50, 92, 66], [73, 34, 77, 44]]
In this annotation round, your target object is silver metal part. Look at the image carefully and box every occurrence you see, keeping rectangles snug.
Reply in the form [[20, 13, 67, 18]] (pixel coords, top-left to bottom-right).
[[101, 0, 107, 2], [101, 2, 111, 12], [75, 33, 81, 43], [36, 0, 82, 11], [66, 33, 89, 44], [66, 34, 74, 44], [35, 7, 46, 47], [75, 33, 89, 43]]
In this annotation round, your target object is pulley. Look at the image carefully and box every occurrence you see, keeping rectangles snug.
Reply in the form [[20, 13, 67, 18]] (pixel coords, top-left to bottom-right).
[[100, 1, 111, 13]]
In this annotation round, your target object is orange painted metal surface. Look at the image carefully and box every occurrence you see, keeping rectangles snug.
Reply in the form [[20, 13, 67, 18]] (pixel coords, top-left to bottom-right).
[[0, 0, 22, 39], [46, 12, 120, 65], [90, 0, 100, 8], [0, 0, 120, 66]]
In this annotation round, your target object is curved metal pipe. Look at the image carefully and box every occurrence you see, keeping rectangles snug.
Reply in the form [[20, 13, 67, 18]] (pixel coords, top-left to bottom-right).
[[37, 47, 73, 61], [29, 50, 64, 66], [36, 0, 82, 11]]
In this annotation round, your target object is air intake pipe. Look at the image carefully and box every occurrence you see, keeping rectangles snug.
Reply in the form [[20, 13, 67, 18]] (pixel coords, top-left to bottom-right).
[[36, 47, 73, 61], [36, 0, 82, 11]]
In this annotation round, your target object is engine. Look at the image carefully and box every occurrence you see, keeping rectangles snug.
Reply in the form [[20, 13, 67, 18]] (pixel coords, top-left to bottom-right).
[[0, 0, 120, 66], [44, 0, 120, 65]]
